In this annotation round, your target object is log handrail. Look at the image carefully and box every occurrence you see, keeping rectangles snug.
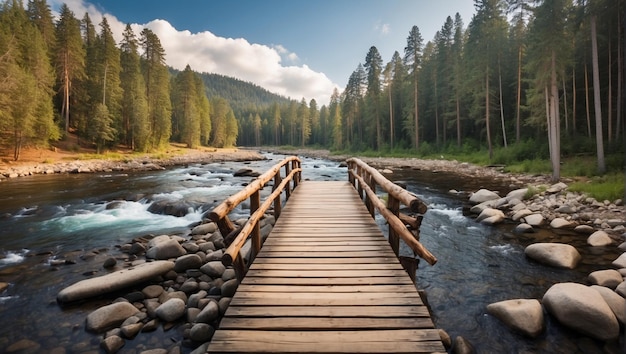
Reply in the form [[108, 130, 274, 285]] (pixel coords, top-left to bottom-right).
[[207, 156, 302, 280], [347, 158, 437, 267]]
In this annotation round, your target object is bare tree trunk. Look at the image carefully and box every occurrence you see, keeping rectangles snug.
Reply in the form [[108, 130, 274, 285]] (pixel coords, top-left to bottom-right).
[[617, 12, 623, 141], [572, 67, 577, 135], [486, 67, 493, 160], [562, 77, 569, 134], [585, 62, 592, 137], [549, 50, 560, 182], [414, 78, 419, 149], [608, 37, 613, 143], [516, 44, 522, 143], [498, 61, 507, 148], [592, 15, 606, 174], [456, 92, 461, 147], [388, 86, 393, 150]]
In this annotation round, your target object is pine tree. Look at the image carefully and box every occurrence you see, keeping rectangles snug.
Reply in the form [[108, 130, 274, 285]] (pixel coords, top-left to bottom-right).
[[298, 97, 311, 146], [403, 26, 424, 149], [364, 46, 383, 150], [54, 3, 85, 135], [120, 24, 148, 150]]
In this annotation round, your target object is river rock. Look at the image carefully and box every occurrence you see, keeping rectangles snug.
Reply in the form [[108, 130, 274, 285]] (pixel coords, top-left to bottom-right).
[[476, 208, 505, 225], [195, 300, 219, 323], [201, 261, 225, 277], [469, 189, 500, 204], [574, 225, 595, 235], [233, 168, 260, 177], [514, 223, 534, 234], [523, 214, 544, 226], [155, 298, 186, 322], [611, 253, 626, 268], [57, 261, 174, 303], [588, 269, 623, 289], [587, 231, 612, 247], [101, 335, 124, 353], [550, 218, 574, 229], [174, 254, 203, 272], [189, 323, 214, 342], [191, 222, 217, 235], [512, 209, 533, 222], [590, 285, 626, 325], [221, 278, 239, 297], [86, 302, 139, 333], [469, 200, 497, 214], [142, 284, 164, 299], [146, 239, 186, 259], [615, 281, 626, 297], [451, 336, 475, 354], [486, 299, 544, 338], [542, 282, 619, 341], [506, 188, 528, 201], [103, 257, 117, 269], [0, 282, 8, 292], [6, 339, 41, 353], [524, 243, 581, 269], [546, 182, 567, 193]]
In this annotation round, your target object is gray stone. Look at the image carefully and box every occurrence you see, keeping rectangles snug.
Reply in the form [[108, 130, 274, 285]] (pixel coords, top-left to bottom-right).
[[524, 243, 581, 269], [222, 268, 236, 281], [57, 261, 174, 303], [180, 280, 199, 293], [205, 249, 224, 262], [189, 323, 215, 342], [546, 182, 567, 193], [590, 285, 626, 325], [195, 300, 219, 323], [191, 222, 217, 235], [155, 298, 186, 322], [512, 209, 533, 222], [451, 336, 475, 354], [469, 189, 500, 204], [616, 282, 626, 297], [6, 339, 41, 353], [86, 302, 139, 333], [174, 254, 203, 272], [188, 290, 208, 308], [486, 299, 544, 338], [612, 253, 626, 268], [542, 282, 619, 341], [587, 231, 613, 247], [146, 239, 186, 259], [218, 297, 232, 315], [121, 323, 143, 339], [100, 336, 124, 354], [514, 223, 534, 234], [523, 214, 544, 227], [201, 261, 226, 278], [476, 208, 505, 224], [103, 257, 117, 269], [142, 284, 164, 298], [469, 200, 498, 215], [550, 218, 574, 229], [588, 269, 623, 289], [221, 279, 239, 297], [506, 188, 528, 201]]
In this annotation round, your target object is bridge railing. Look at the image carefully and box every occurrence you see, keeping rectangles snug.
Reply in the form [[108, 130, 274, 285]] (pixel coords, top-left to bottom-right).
[[347, 158, 437, 277], [208, 156, 302, 280]]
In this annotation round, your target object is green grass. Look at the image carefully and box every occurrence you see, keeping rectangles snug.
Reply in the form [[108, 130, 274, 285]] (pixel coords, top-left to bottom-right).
[[569, 173, 624, 202]]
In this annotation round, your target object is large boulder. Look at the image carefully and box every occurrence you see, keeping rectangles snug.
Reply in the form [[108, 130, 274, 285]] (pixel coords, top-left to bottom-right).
[[523, 214, 544, 227], [506, 188, 528, 201], [549, 218, 574, 229], [155, 298, 186, 322], [469, 189, 500, 204], [542, 282, 619, 341], [86, 302, 139, 333], [486, 299, 544, 337], [524, 243, 581, 269], [57, 261, 174, 303], [476, 208, 505, 225], [174, 254, 203, 272]]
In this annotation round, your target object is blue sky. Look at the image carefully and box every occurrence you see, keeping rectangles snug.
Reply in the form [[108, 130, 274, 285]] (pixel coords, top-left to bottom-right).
[[52, 0, 476, 105]]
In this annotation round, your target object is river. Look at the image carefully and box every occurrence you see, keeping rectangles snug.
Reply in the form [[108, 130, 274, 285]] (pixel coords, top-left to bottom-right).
[[0, 153, 622, 353]]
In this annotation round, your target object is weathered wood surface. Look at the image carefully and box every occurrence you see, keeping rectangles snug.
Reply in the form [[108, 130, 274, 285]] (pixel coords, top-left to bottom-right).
[[207, 180, 445, 354]]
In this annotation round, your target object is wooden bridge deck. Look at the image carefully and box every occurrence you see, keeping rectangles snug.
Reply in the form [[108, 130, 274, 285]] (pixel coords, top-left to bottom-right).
[[207, 180, 445, 354]]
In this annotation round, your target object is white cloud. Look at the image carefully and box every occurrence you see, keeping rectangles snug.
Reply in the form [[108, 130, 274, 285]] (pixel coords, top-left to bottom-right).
[[374, 21, 391, 36], [52, 0, 338, 106]]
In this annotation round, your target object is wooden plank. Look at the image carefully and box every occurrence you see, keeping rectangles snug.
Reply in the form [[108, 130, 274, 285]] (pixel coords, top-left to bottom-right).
[[244, 269, 407, 278], [235, 284, 418, 293], [218, 317, 436, 330], [250, 257, 400, 264], [248, 263, 405, 271], [256, 251, 398, 258], [224, 305, 431, 318], [241, 276, 414, 286]]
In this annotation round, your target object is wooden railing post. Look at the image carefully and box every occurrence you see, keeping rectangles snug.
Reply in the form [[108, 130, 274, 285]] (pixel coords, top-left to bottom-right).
[[366, 173, 375, 218], [250, 190, 261, 261], [284, 163, 292, 199], [387, 194, 400, 256], [273, 174, 282, 219]]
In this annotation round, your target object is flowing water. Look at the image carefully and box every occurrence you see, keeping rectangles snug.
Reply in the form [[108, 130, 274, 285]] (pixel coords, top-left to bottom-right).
[[0, 153, 622, 353]]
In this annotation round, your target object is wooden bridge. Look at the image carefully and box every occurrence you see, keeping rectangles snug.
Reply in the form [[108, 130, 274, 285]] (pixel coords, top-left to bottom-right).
[[206, 157, 445, 354]]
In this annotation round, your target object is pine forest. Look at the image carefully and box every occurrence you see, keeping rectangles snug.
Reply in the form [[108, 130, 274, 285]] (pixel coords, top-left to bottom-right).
[[0, 0, 624, 183]]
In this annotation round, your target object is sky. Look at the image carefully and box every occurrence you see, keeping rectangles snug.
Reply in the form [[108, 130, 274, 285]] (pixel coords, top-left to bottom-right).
[[49, 0, 477, 106]]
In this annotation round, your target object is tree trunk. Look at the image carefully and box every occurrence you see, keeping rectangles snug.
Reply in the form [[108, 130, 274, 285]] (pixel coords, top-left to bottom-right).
[[562, 76, 568, 134], [456, 92, 461, 147], [572, 67, 577, 135], [516, 44, 522, 143], [388, 86, 393, 150], [608, 37, 613, 143], [486, 66, 492, 160], [549, 50, 560, 182], [591, 15, 606, 174], [498, 60, 507, 148], [414, 78, 419, 149], [585, 62, 592, 137]]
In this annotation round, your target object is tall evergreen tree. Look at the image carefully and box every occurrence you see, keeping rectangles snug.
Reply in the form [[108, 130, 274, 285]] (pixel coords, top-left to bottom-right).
[[298, 97, 311, 146], [54, 3, 85, 135], [172, 64, 201, 147], [364, 46, 383, 150], [403, 26, 424, 149]]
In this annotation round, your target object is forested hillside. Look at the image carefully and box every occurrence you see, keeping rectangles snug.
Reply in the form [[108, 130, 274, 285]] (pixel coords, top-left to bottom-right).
[[0, 0, 623, 183]]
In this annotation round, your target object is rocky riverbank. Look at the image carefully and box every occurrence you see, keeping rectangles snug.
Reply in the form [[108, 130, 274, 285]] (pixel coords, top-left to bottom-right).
[[0, 147, 265, 179]]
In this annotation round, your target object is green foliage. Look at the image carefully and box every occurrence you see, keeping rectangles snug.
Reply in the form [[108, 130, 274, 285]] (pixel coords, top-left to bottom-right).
[[569, 174, 624, 202]]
